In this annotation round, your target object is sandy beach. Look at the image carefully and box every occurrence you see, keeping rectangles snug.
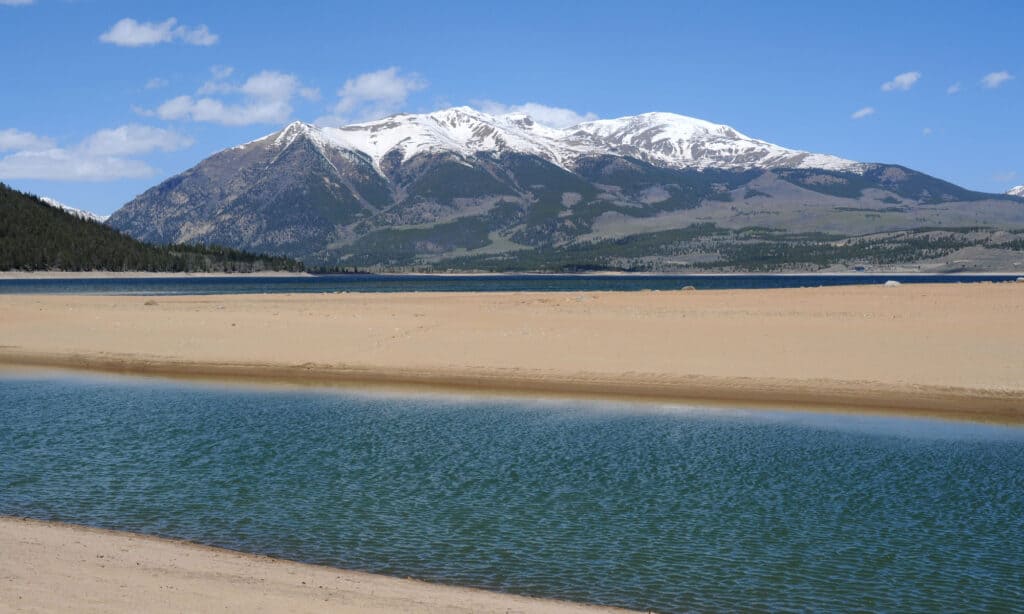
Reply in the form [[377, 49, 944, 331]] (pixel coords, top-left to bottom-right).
[[1, 283, 1022, 421], [0, 517, 628, 613]]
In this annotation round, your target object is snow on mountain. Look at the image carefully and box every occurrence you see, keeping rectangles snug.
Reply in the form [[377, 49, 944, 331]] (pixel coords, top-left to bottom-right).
[[1008, 185, 1024, 197], [252, 106, 862, 174], [564, 112, 859, 172], [40, 197, 108, 223]]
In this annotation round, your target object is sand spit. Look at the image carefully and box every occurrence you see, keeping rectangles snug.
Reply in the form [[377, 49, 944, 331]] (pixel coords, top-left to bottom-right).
[[1, 284, 1022, 422]]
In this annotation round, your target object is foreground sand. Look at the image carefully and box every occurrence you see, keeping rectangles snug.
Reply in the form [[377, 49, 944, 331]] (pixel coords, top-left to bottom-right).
[[0, 517, 627, 613], [1, 284, 1023, 421]]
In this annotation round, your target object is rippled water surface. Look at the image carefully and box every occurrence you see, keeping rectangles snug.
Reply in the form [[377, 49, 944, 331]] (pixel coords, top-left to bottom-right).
[[2, 374, 1023, 612]]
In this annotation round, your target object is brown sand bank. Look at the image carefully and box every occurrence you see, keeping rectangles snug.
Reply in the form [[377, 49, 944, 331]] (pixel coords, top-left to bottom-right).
[[1, 284, 1022, 421], [0, 517, 628, 613]]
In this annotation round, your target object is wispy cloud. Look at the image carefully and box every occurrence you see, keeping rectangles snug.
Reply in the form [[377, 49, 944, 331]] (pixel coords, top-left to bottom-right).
[[946, 82, 961, 95], [0, 0, 34, 5], [922, 127, 933, 136], [99, 17, 218, 47], [993, 171, 1018, 183], [196, 65, 235, 95], [881, 71, 921, 92], [981, 71, 1013, 89], [0, 124, 192, 181], [317, 67, 427, 126], [475, 101, 598, 128], [851, 107, 875, 120], [0, 128, 55, 152], [145, 77, 169, 90], [146, 70, 317, 126]]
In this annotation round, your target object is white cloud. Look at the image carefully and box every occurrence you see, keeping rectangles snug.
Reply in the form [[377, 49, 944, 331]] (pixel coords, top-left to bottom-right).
[[981, 71, 1013, 89], [881, 71, 921, 92], [0, 128, 55, 152], [0, 150, 154, 181], [99, 17, 218, 47], [176, 24, 216, 46], [152, 70, 312, 126], [476, 101, 598, 128], [319, 67, 427, 125], [145, 77, 169, 90], [80, 124, 194, 156], [240, 71, 300, 100], [851, 107, 875, 120], [0, 0, 34, 5], [946, 82, 961, 95], [156, 96, 290, 126], [0, 124, 192, 181]]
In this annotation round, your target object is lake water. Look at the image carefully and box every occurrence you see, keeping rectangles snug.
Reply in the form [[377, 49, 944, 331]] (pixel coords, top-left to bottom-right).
[[0, 273, 1019, 295], [2, 373, 1022, 612]]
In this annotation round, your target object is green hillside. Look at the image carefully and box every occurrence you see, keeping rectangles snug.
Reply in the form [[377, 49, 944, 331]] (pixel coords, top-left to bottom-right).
[[0, 183, 303, 272]]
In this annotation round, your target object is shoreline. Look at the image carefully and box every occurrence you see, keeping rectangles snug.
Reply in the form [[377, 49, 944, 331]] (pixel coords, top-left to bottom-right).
[[2, 285, 1022, 424], [0, 516, 629, 613], [2, 352, 1022, 425]]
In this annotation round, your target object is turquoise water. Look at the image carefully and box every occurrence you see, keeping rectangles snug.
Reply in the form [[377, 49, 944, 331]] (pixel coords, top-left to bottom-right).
[[2, 374, 1022, 612], [0, 273, 1019, 295]]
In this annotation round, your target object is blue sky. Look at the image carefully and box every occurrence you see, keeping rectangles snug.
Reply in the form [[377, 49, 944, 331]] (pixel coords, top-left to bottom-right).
[[1, 0, 1022, 215]]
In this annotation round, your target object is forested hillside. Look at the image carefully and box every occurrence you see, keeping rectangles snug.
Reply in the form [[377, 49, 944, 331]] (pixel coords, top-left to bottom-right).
[[0, 184, 303, 272]]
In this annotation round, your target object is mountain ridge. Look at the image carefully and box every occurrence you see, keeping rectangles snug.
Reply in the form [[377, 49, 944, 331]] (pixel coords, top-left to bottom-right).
[[107, 107, 1024, 272], [246, 107, 862, 174]]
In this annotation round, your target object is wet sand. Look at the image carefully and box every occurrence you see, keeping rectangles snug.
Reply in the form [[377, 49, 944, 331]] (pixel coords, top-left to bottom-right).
[[1, 283, 1022, 421], [0, 517, 628, 613]]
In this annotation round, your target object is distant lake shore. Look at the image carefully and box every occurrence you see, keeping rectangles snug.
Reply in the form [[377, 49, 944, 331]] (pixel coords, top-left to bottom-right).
[[2, 269, 1023, 280]]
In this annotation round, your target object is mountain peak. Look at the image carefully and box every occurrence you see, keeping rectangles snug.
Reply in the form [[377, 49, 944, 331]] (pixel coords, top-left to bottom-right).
[[272, 120, 325, 151], [1008, 185, 1024, 197], [282, 120, 316, 132]]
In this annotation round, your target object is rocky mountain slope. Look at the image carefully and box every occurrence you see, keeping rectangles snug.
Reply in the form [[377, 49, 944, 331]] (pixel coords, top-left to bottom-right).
[[108, 107, 1024, 271], [1008, 186, 1024, 198]]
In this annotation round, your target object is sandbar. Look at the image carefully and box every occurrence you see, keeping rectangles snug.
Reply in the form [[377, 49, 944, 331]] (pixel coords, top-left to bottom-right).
[[1, 284, 1022, 422]]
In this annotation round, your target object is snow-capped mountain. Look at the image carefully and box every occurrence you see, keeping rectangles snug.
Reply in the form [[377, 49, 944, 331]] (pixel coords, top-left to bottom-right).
[[40, 197, 108, 223], [108, 106, 1024, 269], [250, 106, 860, 173], [1008, 185, 1024, 197]]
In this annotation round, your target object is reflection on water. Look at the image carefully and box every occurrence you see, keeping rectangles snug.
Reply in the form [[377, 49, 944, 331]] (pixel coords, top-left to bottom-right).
[[2, 373, 1022, 612]]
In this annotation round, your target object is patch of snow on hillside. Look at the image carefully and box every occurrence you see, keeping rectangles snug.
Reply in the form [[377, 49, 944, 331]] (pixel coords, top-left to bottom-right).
[[40, 197, 109, 223]]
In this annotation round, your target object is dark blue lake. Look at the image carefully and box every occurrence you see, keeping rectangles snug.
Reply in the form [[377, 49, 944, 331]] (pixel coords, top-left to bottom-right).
[[0, 273, 1019, 295], [2, 373, 1022, 612]]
